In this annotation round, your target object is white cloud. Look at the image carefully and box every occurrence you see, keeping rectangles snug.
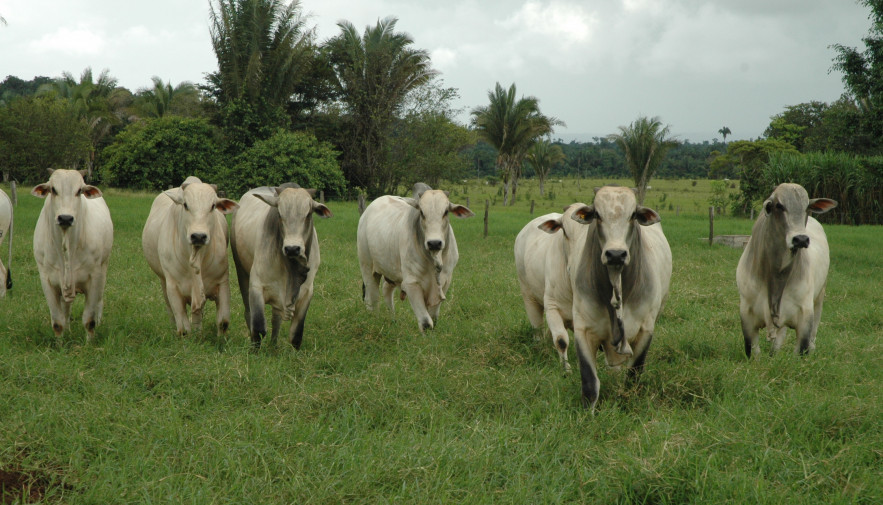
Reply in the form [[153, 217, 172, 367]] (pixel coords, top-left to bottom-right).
[[29, 26, 105, 56], [431, 47, 458, 70], [500, 1, 596, 45]]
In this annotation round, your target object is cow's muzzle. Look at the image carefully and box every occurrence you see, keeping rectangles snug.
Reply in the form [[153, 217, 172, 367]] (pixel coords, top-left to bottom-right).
[[57, 214, 74, 228], [284, 245, 302, 259], [791, 234, 810, 250], [190, 232, 208, 246], [604, 249, 628, 266], [426, 240, 443, 251]]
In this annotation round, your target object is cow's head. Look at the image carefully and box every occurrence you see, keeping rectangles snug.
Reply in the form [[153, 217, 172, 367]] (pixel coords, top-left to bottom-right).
[[31, 169, 102, 231], [254, 185, 332, 264], [762, 183, 837, 253], [570, 186, 660, 267], [406, 183, 474, 253], [163, 177, 238, 247]]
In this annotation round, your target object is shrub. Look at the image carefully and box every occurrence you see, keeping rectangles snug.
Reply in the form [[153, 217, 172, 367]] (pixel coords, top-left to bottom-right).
[[222, 129, 345, 199], [101, 117, 225, 190]]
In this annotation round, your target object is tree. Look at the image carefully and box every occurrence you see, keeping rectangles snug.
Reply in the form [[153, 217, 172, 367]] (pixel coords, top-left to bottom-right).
[[607, 116, 678, 204], [831, 0, 883, 152], [326, 16, 436, 197], [37, 68, 122, 179], [101, 117, 226, 190], [134, 77, 199, 118], [470, 82, 561, 205], [525, 138, 566, 196], [719, 138, 799, 215], [0, 96, 91, 182], [718, 126, 731, 142]]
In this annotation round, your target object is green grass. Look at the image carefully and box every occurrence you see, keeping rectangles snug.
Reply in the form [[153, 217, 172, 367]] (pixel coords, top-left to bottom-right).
[[0, 180, 880, 504]]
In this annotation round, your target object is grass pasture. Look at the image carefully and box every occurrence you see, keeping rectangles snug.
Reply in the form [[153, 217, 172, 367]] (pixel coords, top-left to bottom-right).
[[0, 179, 881, 504]]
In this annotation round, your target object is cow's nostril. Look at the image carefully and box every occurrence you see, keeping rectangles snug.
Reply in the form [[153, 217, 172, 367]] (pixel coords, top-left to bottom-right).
[[57, 215, 74, 227], [284, 245, 302, 257], [426, 240, 443, 251], [605, 249, 628, 265], [792, 235, 810, 249], [190, 233, 208, 245]]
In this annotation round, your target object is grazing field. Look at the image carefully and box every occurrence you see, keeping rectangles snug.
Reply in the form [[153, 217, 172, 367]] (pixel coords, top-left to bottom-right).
[[0, 179, 881, 503]]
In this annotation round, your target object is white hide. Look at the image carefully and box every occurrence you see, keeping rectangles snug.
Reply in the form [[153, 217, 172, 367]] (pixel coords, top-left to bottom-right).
[[32, 169, 113, 340], [0, 188, 11, 298]]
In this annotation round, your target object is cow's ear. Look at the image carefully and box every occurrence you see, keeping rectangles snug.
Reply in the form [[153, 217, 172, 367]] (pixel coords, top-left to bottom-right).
[[312, 201, 332, 218], [46, 168, 56, 176], [254, 192, 279, 207], [538, 218, 562, 234], [215, 198, 239, 214], [163, 188, 185, 205], [764, 199, 774, 215], [306, 188, 318, 197], [80, 185, 102, 199], [31, 184, 51, 198], [78, 169, 89, 178], [449, 203, 474, 218], [571, 204, 595, 224], [808, 198, 837, 214], [635, 205, 660, 226], [209, 184, 218, 193]]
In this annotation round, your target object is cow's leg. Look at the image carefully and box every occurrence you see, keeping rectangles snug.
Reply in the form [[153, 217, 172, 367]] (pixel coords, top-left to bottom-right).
[[428, 302, 441, 325], [288, 296, 312, 350], [248, 287, 267, 348], [573, 328, 601, 410], [81, 269, 107, 342], [402, 282, 433, 333], [795, 303, 816, 356], [215, 275, 231, 336], [270, 308, 282, 347], [159, 280, 176, 327], [40, 276, 67, 340], [164, 279, 191, 336], [382, 280, 396, 317], [740, 311, 761, 359], [232, 253, 251, 329], [768, 324, 788, 355], [627, 330, 654, 382], [545, 307, 571, 374], [807, 288, 826, 353], [360, 263, 381, 311]]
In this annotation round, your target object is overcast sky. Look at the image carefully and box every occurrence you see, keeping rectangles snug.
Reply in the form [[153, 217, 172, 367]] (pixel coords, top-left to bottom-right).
[[0, 0, 873, 142]]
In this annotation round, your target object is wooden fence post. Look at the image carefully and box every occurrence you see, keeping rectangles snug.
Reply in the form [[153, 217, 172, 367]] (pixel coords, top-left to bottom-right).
[[483, 200, 489, 238], [530, 200, 535, 214], [10, 181, 16, 206], [750, 208, 754, 221], [709, 206, 714, 245], [676, 205, 680, 217], [466, 196, 470, 208], [358, 194, 366, 215], [320, 190, 325, 204]]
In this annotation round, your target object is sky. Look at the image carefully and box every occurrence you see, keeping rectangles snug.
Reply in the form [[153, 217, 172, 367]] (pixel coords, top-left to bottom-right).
[[0, 0, 873, 142]]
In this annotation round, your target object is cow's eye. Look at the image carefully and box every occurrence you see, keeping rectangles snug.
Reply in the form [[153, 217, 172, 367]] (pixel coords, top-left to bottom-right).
[[443, 209, 449, 217], [775, 203, 785, 212], [50, 187, 57, 195], [420, 210, 425, 219]]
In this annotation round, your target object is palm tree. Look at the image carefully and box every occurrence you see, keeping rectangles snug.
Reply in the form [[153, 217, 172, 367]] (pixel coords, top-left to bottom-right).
[[37, 68, 121, 178], [607, 116, 678, 204], [470, 83, 562, 205], [718, 126, 731, 142], [134, 77, 198, 118], [208, 0, 314, 107], [326, 16, 436, 197], [525, 138, 566, 196]]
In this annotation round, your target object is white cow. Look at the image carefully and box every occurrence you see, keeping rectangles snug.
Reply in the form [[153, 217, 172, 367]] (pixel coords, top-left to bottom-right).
[[0, 188, 12, 298], [513, 204, 586, 373], [737, 183, 837, 356], [231, 184, 331, 349], [31, 169, 113, 340], [567, 186, 672, 409], [358, 183, 474, 333], [142, 176, 239, 336]]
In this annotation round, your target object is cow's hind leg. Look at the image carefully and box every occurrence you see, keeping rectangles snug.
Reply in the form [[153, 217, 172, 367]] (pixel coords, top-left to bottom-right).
[[215, 275, 232, 336], [382, 280, 396, 318], [573, 328, 601, 410], [768, 324, 788, 356], [288, 297, 312, 350], [627, 331, 654, 382], [806, 288, 826, 353]]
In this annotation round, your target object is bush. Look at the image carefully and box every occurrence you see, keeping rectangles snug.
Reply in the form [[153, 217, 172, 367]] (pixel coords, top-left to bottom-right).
[[101, 117, 226, 190], [221, 129, 346, 199]]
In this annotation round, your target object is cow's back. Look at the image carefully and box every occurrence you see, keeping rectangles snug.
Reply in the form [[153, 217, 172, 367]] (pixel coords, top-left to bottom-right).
[[358, 196, 415, 281]]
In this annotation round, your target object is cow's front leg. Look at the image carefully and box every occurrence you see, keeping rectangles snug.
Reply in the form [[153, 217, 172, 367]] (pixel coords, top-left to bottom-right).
[[428, 302, 441, 325], [402, 281, 432, 333], [795, 309, 815, 356], [740, 311, 761, 359], [573, 326, 601, 411], [768, 324, 788, 356], [81, 270, 108, 342], [39, 275, 67, 340], [270, 308, 282, 346], [248, 287, 267, 348], [288, 295, 312, 350], [627, 330, 653, 382], [546, 307, 571, 374], [165, 279, 191, 336]]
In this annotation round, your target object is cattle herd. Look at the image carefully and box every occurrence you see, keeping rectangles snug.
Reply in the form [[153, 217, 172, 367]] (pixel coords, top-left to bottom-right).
[[0, 170, 838, 408]]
